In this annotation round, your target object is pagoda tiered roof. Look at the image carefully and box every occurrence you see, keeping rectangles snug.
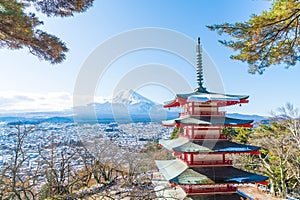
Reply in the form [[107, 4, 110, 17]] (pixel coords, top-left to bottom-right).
[[186, 192, 251, 200], [164, 91, 249, 108], [162, 116, 253, 127], [160, 137, 261, 154], [156, 159, 268, 185], [155, 159, 188, 180]]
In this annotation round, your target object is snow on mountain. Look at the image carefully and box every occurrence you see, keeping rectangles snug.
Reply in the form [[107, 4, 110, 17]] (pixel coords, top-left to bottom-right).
[[112, 89, 156, 106], [71, 89, 177, 122]]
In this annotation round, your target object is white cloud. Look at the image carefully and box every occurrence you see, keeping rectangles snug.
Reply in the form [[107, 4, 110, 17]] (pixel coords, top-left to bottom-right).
[[0, 91, 113, 113], [0, 91, 73, 113]]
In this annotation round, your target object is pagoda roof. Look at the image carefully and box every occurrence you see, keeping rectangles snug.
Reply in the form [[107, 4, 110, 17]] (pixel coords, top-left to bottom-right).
[[171, 166, 268, 185], [162, 116, 253, 127], [159, 137, 190, 151], [186, 192, 251, 200], [156, 159, 268, 185], [160, 137, 260, 153], [172, 168, 215, 185], [155, 159, 188, 180], [179, 91, 249, 101], [164, 91, 249, 108]]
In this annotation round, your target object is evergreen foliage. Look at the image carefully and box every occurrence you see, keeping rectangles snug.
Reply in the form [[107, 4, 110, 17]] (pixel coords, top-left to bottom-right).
[[170, 127, 183, 139], [0, 0, 94, 64], [208, 0, 300, 74]]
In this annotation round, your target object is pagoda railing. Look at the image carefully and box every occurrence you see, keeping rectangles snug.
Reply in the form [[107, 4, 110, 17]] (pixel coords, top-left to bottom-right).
[[181, 133, 227, 140], [180, 184, 237, 194], [185, 160, 233, 166], [180, 111, 226, 117]]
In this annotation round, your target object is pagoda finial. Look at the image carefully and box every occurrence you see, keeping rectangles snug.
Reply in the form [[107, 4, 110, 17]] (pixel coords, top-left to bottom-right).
[[195, 37, 207, 93]]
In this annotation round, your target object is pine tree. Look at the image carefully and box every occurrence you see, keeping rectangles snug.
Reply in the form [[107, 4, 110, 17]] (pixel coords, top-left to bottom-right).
[[208, 0, 300, 74], [0, 0, 94, 64]]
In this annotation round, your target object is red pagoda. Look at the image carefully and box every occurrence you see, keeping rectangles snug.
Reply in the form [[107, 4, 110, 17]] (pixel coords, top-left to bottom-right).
[[155, 38, 268, 200]]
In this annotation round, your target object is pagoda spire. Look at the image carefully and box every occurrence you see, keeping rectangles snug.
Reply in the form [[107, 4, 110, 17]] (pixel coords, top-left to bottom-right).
[[195, 37, 208, 93]]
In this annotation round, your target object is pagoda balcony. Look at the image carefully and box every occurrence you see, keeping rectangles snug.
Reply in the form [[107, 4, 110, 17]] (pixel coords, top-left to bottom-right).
[[184, 160, 233, 167], [181, 133, 228, 140], [179, 184, 237, 195], [180, 111, 226, 117]]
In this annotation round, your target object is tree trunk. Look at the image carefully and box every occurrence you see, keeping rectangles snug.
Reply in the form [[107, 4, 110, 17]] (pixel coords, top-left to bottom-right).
[[280, 166, 287, 198], [269, 178, 275, 196]]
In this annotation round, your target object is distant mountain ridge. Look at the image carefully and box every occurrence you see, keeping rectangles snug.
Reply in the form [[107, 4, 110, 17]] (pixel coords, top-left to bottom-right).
[[226, 113, 267, 123], [0, 89, 268, 124]]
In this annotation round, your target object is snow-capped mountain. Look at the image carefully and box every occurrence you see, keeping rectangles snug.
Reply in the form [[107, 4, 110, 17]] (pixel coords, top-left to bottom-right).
[[112, 89, 156, 106], [73, 89, 178, 122]]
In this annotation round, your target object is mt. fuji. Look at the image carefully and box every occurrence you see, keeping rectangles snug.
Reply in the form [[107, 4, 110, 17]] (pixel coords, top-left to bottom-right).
[[112, 89, 156, 106], [74, 89, 178, 122]]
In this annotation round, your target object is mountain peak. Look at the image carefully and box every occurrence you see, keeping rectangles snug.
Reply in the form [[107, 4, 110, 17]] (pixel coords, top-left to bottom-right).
[[112, 89, 155, 105]]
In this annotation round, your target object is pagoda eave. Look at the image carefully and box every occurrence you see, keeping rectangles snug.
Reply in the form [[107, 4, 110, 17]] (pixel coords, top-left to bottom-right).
[[217, 99, 249, 107], [163, 100, 180, 108], [170, 123, 253, 128], [164, 99, 249, 108], [170, 183, 238, 195], [164, 95, 249, 108], [257, 180, 269, 185], [164, 96, 187, 108], [173, 150, 261, 155], [162, 123, 176, 127], [224, 124, 253, 128]]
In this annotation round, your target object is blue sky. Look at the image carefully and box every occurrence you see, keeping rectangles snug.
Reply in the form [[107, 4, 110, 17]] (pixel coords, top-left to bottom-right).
[[1, 0, 299, 115]]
